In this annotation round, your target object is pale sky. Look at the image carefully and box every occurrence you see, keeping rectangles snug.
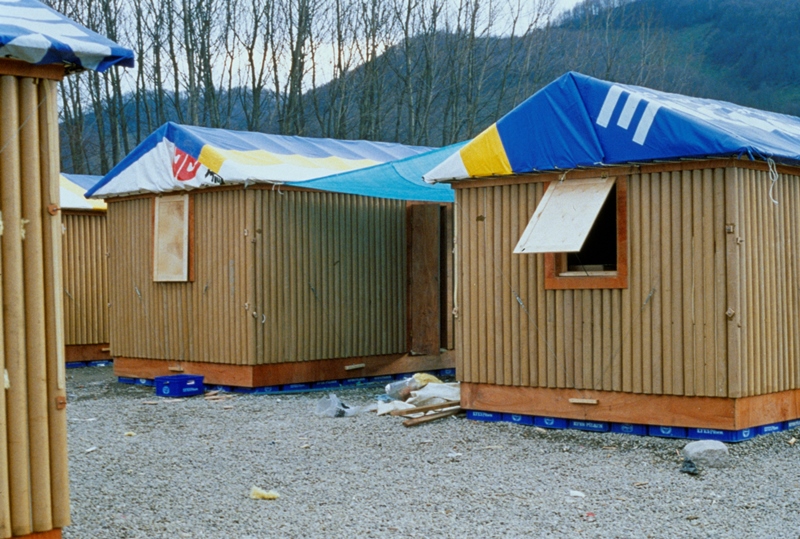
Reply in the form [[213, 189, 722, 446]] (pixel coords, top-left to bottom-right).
[[553, 0, 584, 15]]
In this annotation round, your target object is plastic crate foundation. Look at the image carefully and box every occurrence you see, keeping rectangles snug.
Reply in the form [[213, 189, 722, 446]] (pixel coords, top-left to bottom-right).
[[117, 369, 455, 395], [155, 374, 204, 398], [66, 359, 113, 369], [466, 410, 795, 442]]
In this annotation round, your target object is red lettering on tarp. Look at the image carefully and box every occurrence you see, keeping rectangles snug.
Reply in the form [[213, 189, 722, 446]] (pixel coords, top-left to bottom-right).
[[173, 148, 200, 181]]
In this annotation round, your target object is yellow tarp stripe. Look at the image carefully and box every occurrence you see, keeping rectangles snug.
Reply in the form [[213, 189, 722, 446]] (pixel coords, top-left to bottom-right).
[[460, 124, 513, 177], [198, 146, 381, 174]]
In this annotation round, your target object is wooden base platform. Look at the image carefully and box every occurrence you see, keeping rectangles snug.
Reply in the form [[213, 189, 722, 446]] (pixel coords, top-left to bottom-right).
[[114, 351, 455, 388], [16, 529, 61, 539], [65, 343, 112, 363], [461, 383, 800, 430]]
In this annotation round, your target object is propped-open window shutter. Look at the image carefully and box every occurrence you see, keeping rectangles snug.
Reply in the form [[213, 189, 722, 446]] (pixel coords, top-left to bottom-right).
[[514, 177, 615, 254], [153, 194, 190, 281]]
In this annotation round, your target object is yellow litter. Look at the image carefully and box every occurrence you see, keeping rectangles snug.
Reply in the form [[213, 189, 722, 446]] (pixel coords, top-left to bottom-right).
[[250, 486, 280, 500]]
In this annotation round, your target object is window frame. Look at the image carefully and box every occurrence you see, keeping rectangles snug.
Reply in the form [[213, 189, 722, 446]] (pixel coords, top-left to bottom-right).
[[543, 176, 628, 290]]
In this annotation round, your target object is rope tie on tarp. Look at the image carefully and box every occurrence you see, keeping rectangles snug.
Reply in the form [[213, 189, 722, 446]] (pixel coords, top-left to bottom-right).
[[768, 157, 779, 205]]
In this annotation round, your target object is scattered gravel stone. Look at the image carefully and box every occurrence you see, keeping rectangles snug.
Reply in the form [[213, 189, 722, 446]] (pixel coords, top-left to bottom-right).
[[682, 440, 730, 468], [680, 458, 699, 475], [63, 367, 800, 539]]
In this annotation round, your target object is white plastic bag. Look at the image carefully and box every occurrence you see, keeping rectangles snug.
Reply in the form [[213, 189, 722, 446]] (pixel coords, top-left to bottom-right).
[[314, 393, 359, 418]]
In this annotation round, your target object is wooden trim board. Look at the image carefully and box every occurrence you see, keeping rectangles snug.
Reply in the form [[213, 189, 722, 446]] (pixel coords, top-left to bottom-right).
[[446, 159, 800, 190], [15, 529, 62, 539], [461, 383, 800, 430], [0, 59, 65, 80], [114, 351, 455, 388], [65, 344, 112, 362]]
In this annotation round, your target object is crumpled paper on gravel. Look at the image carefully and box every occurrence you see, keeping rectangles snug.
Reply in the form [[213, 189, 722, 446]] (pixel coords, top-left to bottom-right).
[[406, 382, 460, 408]]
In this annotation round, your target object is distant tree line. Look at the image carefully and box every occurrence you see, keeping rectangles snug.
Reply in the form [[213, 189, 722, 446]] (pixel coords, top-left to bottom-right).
[[47, 0, 756, 175]]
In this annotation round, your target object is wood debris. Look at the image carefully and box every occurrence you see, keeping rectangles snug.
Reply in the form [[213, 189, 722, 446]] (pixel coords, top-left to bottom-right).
[[402, 407, 462, 427], [205, 393, 235, 402], [389, 400, 459, 417]]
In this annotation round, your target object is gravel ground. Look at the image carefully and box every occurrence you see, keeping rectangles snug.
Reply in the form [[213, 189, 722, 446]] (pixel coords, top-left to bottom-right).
[[64, 366, 800, 538]]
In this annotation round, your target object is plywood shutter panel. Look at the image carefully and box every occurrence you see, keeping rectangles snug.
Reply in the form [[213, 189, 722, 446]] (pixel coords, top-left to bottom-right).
[[153, 194, 190, 282], [515, 177, 615, 254]]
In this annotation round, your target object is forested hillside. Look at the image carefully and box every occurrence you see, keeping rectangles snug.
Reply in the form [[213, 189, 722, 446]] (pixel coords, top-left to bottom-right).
[[50, 0, 800, 175]]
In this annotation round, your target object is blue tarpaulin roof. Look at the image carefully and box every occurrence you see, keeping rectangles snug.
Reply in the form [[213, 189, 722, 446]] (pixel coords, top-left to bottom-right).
[[425, 72, 800, 182], [295, 143, 461, 202], [87, 122, 439, 200], [0, 0, 134, 72]]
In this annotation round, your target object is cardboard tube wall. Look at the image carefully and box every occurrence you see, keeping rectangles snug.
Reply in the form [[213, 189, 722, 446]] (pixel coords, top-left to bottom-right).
[[39, 78, 70, 528], [0, 81, 12, 538], [20, 77, 54, 532], [0, 75, 32, 536]]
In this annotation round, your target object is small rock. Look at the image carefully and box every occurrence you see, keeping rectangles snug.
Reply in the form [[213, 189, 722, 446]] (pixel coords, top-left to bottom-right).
[[680, 458, 699, 475], [682, 440, 730, 468]]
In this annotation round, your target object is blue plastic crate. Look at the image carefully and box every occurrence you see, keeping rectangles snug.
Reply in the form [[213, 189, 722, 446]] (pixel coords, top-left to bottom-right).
[[312, 380, 342, 391], [503, 413, 534, 426], [785, 418, 800, 430], [281, 383, 312, 393], [688, 427, 755, 443], [758, 422, 785, 436], [648, 425, 687, 439], [88, 360, 113, 367], [438, 368, 456, 377], [534, 416, 568, 429], [155, 374, 204, 398], [611, 423, 648, 436], [466, 410, 503, 422], [341, 377, 370, 387], [66, 362, 88, 369], [569, 420, 610, 432], [251, 385, 280, 394], [135, 378, 154, 387], [369, 375, 395, 384], [230, 385, 280, 394], [117, 377, 136, 385]]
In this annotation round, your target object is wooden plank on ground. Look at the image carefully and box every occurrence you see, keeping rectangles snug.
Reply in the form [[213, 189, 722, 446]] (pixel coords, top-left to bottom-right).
[[402, 407, 462, 427]]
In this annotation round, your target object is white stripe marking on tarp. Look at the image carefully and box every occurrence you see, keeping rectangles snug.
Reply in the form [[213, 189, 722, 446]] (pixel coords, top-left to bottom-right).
[[596, 85, 624, 128]]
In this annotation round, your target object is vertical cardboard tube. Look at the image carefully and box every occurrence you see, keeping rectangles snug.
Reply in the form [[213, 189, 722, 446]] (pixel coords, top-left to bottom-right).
[[20, 77, 53, 532], [39, 80, 70, 528], [0, 75, 32, 536], [39, 78, 70, 528], [0, 80, 13, 539]]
